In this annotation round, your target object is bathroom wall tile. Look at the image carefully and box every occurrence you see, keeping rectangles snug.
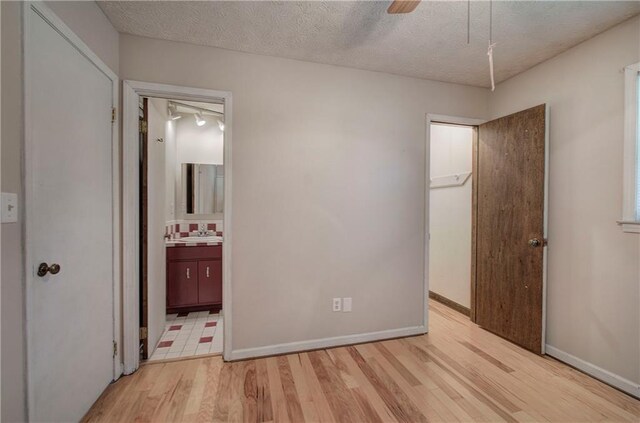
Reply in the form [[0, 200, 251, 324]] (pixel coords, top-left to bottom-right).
[[164, 220, 223, 240]]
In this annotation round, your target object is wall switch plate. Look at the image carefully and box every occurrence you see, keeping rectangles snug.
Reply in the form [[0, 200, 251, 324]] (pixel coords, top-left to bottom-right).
[[332, 298, 342, 312], [1, 192, 18, 223], [342, 297, 352, 312]]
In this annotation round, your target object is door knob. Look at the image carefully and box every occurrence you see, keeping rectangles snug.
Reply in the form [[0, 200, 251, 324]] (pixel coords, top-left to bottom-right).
[[37, 262, 61, 277], [528, 238, 541, 248]]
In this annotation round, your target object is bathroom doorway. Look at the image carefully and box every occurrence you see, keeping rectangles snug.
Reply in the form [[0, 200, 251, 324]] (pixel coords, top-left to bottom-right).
[[122, 81, 232, 374], [140, 96, 226, 362]]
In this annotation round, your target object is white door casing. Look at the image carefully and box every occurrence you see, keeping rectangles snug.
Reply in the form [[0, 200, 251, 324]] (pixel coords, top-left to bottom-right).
[[24, 2, 120, 421], [122, 81, 232, 373]]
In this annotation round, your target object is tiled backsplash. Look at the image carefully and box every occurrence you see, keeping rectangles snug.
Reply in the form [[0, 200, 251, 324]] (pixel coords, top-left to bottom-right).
[[165, 220, 223, 240]]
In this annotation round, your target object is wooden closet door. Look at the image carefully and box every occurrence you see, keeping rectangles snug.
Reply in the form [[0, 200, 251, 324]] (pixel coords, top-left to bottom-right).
[[474, 104, 546, 353]]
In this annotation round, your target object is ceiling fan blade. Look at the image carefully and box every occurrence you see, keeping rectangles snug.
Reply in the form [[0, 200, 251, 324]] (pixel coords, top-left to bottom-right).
[[387, 0, 421, 14]]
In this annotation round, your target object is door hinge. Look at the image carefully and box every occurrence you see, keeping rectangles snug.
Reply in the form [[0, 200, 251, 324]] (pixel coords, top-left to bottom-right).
[[140, 327, 148, 340], [140, 120, 148, 134], [111, 107, 117, 123], [113, 341, 118, 357]]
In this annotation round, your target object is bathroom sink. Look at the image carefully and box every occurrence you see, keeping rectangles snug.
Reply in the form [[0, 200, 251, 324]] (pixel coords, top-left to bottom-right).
[[175, 236, 223, 243]]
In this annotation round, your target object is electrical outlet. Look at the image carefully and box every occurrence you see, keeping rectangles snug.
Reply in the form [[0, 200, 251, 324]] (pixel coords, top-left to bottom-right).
[[332, 298, 342, 312], [342, 297, 352, 312]]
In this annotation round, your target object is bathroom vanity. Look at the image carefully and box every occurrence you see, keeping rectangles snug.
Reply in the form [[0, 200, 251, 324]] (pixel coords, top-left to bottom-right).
[[165, 162, 224, 313], [166, 244, 222, 313]]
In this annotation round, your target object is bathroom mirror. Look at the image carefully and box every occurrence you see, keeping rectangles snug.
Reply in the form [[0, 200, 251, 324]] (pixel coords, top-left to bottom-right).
[[182, 163, 224, 215]]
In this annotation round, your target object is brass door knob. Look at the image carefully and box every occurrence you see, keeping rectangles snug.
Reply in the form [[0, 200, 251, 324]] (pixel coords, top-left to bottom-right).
[[37, 262, 61, 277], [528, 238, 541, 248]]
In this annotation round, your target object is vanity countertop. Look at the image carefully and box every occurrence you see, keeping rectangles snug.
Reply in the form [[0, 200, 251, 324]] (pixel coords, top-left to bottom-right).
[[166, 236, 223, 248], [166, 240, 222, 247]]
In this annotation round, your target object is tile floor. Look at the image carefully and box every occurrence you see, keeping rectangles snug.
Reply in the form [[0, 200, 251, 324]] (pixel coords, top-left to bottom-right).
[[148, 310, 223, 361]]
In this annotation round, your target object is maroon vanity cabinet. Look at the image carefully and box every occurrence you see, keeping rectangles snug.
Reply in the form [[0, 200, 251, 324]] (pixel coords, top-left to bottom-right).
[[198, 260, 223, 304], [167, 261, 198, 307], [166, 245, 222, 313]]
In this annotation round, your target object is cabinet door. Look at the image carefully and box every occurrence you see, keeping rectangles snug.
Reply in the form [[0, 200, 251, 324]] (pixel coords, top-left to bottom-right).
[[198, 259, 222, 304], [167, 261, 198, 307]]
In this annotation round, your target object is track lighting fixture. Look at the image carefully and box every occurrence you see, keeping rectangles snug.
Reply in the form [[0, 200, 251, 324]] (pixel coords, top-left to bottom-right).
[[217, 120, 225, 132], [168, 103, 182, 121], [195, 112, 206, 127]]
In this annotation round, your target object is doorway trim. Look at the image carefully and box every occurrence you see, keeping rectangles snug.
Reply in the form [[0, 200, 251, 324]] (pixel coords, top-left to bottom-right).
[[122, 81, 233, 373], [22, 0, 121, 414]]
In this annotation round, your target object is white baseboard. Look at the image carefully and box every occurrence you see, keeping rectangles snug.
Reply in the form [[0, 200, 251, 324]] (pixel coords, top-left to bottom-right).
[[545, 345, 640, 399], [228, 325, 427, 361]]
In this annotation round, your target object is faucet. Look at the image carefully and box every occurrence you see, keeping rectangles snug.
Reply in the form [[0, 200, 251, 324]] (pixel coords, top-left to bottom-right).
[[197, 223, 209, 237]]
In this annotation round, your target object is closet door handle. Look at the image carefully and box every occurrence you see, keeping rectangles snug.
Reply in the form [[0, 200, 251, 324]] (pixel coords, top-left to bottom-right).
[[37, 262, 61, 277], [206, 266, 210, 278], [528, 238, 541, 248], [186, 268, 190, 279]]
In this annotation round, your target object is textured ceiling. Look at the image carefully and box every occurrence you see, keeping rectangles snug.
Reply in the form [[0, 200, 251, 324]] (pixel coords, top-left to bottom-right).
[[99, 1, 640, 87]]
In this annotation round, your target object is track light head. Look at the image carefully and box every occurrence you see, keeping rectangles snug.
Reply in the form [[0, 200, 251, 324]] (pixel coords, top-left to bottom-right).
[[195, 112, 206, 127], [168, 104, 182, 121]]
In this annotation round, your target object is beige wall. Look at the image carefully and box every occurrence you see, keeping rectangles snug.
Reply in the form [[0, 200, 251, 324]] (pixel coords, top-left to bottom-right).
[[165, 111, 178, 222], [491, 16, 640, 385], [1, 2, 119, 421], [3, 1, 638, 418], [175, 115, 224, 165], [174, 115, 225, 219], [46, 1, 119, 74], [119, 34, 490, 353]]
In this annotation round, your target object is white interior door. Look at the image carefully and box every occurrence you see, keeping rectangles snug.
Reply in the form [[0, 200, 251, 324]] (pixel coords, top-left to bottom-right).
[[146, 99, 167, 355], [26, 6, 116, 421]]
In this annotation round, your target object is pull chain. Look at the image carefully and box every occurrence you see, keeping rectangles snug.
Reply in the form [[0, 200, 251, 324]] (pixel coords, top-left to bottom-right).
[[489, 0, 493, 44], [467, 0, 470, 44], [487, 0, 496, 91]]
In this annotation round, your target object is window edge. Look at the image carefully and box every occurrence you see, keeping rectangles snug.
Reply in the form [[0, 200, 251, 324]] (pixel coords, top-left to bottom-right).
[[621, 63, 640, 229]]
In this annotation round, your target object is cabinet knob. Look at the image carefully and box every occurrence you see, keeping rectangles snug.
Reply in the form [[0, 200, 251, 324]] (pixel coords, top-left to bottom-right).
[[206, 266, 210, 278], [186, 268, 190, 279]]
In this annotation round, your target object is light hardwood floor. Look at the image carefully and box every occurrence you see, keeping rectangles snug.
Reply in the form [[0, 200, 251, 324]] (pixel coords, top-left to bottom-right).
[[83, 301, 640, 422]]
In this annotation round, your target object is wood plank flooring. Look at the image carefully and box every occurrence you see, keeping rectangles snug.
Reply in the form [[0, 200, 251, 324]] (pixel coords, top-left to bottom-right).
[[83, 301, 640, 422]]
